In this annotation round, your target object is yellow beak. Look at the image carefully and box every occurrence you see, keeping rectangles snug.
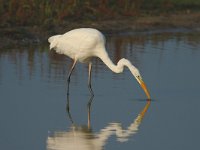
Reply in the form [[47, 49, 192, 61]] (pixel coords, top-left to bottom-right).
[[138, 78, 151, 100]]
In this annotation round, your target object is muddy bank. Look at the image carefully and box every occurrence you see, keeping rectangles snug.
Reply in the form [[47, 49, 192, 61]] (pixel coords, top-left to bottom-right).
[[1, 12, 200, 49]]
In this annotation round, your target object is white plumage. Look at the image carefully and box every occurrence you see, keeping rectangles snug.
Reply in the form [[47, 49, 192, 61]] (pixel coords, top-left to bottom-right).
[[48, 28, 105, 62], [48, 28, 150, 99]]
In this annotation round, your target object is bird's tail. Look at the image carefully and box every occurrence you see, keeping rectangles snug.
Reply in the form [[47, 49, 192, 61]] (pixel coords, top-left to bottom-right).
[[48, 35, 61, 43], [48, 35, 61, 50]]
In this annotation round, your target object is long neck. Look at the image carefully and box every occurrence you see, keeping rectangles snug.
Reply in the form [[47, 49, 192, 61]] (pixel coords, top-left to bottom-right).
[[97, 49, 137, 74]]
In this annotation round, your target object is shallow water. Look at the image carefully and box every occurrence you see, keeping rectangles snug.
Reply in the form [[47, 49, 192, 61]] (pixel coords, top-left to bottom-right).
[[0, 30, 200, 150]]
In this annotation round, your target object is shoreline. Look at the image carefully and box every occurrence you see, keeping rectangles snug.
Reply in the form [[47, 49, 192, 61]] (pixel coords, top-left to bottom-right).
[[1, 12, 200, 49]]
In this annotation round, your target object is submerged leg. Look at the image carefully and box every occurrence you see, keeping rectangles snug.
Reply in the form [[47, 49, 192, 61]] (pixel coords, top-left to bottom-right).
[[67, 59, 77, 96], [66, 94, 74, 124], [88, 62, 94, 96], [87, 95, 94, 129]]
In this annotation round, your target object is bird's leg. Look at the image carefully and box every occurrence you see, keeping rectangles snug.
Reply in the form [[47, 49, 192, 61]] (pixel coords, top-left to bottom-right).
[[87, 95, 94, 129], [66, 93, 74, 124], [87, 63, 94, 128], [67, 59, 77, 96], [88, 62, 94, 96]]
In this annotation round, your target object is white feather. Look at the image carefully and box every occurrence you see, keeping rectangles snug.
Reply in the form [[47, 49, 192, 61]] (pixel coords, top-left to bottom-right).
[[47, 28, 150, 99], [48, 35, 61, 50]]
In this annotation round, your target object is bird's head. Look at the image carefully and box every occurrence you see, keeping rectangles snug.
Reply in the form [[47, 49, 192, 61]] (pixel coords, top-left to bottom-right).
[[130, 67, 151, 100], [117, 58, 151, 99]]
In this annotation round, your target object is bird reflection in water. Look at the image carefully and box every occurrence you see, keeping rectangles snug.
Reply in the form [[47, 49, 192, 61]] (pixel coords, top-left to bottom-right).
[[66, 94, 94, 128], [47, 97, 150, 150]]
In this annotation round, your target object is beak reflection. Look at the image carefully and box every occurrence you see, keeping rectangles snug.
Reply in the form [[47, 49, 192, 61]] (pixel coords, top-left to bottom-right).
[[47, 98, 151, 150]]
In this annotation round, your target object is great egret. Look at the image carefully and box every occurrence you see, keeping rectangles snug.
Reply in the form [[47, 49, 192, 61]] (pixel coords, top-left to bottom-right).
[[48, 28, 150, 99]]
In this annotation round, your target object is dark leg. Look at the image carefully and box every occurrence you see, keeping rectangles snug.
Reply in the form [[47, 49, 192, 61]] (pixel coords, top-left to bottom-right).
[[88, 62, 94, 96], [67, 59, 77, 96], [87, 95, 94, 129], [66, 94, 74, 124]]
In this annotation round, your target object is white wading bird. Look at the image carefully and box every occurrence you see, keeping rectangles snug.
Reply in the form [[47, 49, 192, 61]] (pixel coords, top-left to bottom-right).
[[48, 28, 150, 99]]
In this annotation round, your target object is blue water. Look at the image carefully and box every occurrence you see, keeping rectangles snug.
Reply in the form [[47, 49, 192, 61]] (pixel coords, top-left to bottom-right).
[[0, 30, 200, 150]]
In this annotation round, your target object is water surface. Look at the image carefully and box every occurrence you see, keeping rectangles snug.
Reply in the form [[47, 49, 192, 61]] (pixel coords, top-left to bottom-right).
[[0, 30, 200, 150]]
